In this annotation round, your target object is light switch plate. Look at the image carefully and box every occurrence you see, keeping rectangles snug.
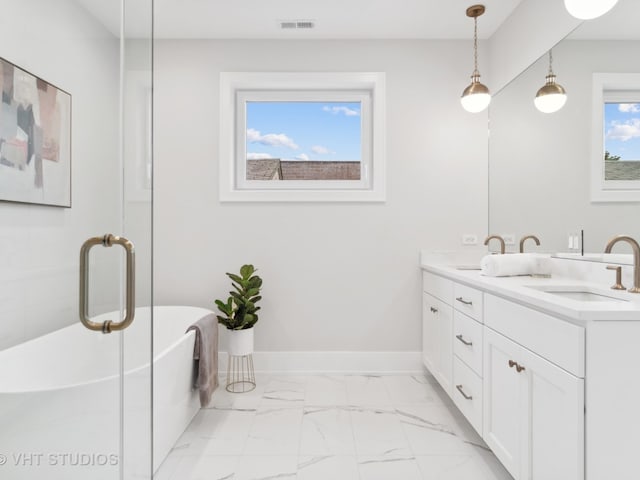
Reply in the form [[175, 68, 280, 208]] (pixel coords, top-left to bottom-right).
[[462, 234, 478, 245]]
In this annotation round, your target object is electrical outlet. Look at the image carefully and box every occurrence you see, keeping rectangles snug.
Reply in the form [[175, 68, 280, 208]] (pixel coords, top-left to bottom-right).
[[503, 234, 516, 246], [461, 234, 478, 245]]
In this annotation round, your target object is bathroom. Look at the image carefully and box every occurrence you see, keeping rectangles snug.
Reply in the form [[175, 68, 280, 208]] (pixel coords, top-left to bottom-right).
[[0, 0, 638, 478]]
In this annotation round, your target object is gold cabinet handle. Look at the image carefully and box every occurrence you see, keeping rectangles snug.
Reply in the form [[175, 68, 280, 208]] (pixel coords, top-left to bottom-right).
[[508, 359, 525, 373], [456, 297, 473, 306], [456, 384, 473, 400], [79, 234, 135, 334], [455, 334, 473, 346]]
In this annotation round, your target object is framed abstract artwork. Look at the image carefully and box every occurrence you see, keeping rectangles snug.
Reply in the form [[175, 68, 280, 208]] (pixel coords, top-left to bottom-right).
[[0, 56, 71, 207]]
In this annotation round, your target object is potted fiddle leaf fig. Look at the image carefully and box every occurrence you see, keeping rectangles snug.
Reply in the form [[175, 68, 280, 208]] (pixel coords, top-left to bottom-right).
[[215, 264, 262, 356]]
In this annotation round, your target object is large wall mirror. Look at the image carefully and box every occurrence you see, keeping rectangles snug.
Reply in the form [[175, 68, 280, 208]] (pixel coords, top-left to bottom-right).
[[489, 0, 640, 256]]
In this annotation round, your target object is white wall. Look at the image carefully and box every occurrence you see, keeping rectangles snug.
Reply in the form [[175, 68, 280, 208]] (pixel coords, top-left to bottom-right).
[[489, 40, 640, 254], [154, 40, 488, 353], [0, 0, 120, 349]]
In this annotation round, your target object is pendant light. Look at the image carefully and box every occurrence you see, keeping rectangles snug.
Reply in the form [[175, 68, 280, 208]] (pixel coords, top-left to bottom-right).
[[461, 5, 490, 113], [534, 49, 567, 114], [564, 0, 618, 20]]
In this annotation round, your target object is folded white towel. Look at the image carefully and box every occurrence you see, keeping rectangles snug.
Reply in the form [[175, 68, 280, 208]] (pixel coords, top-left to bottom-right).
[[480, 253, 551, 277]]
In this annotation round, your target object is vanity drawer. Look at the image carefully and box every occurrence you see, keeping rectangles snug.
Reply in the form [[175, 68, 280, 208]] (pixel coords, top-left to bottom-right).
[[453, 310, 483, 376], [484, 294, 585, 377], [423, 271, 453, 304], [453, 356, 483, 435], [453, 283, 483, 322]]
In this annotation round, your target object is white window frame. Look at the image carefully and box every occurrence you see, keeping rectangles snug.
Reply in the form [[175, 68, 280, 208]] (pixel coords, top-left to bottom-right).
[[591, 73, 640, 203], [219, 72, 386, 202]]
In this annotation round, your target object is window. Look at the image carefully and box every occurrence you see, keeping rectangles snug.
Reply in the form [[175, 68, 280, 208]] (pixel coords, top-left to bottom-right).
[[591, 73, 640, 202], [219, 72, 386, 202]]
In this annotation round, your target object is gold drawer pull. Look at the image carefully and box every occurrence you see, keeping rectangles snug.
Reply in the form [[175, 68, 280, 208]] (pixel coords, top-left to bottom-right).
[[508, 360, 526, 373], [456, 384, 473, 400], [456, 297, 473, 306], [456, 334, 473, 346]]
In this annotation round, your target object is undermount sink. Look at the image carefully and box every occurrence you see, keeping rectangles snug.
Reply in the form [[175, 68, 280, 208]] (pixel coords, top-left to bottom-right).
[[525, 285, 629, 303]]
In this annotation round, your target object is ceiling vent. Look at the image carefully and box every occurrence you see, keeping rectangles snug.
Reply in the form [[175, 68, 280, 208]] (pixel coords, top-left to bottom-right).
[[279, 20, 316, 30]]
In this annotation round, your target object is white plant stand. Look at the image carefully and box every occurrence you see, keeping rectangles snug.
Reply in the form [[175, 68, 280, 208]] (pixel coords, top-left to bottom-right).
[[226, 328, 256, 393]]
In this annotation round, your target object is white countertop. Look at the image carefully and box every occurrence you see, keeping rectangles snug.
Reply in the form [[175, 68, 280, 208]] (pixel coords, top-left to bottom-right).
[[421, 261, 640, 324]]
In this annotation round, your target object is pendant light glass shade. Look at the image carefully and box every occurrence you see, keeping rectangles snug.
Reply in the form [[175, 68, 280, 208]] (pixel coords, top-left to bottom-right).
[[461, 5, 491, 113], [461, 73, 491, 113], [534, 50, 567, 114], [564, 0, 618, 20]]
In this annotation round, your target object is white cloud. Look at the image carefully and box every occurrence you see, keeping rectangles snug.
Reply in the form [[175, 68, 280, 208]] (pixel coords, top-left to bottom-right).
[[311, 145, 333, 155], [606, 119, 640, 141], [322, 105, 360, 117], [295, 153, 310, 161], [247, 153, 274, 160], [246, 128, 298, 149], [618, 103, 640, 113]]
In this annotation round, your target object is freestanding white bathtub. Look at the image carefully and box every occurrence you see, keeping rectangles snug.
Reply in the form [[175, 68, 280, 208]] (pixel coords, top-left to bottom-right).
[[0, 305, 213, 479]]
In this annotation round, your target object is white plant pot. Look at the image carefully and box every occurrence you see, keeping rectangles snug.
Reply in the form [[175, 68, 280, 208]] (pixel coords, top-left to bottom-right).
[[227, 328, 254, 356]]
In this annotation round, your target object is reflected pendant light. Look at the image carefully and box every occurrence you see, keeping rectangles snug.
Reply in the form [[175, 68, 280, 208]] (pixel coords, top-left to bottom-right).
[[534, 49, 567, 114], [461, 5, 491, 113], [564, 0, 618, 20]]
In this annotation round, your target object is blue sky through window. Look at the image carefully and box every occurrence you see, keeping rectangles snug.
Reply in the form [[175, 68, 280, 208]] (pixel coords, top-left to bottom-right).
[[246, 101, 362, 162], [604, 103, 640, 160]]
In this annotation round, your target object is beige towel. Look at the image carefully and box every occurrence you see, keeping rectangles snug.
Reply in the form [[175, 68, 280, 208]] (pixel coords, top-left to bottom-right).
[[186, 314, 219, 407]]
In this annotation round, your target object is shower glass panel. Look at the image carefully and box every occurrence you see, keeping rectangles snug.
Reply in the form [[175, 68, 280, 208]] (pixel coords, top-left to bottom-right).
[[0, 1, 153, 479]]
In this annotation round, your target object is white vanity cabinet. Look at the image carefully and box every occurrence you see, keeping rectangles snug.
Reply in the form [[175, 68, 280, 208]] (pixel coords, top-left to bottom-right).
[[484, 327, 584, 480], [422, 273, 454, 395], [423, 272, 484, 433], [421, 266, 594, 480]]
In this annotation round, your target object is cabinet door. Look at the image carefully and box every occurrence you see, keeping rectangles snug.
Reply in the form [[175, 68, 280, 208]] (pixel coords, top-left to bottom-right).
[[483, 328, 528, 479], [484, 327, 584, 480], [522, 343, 584, 480], [422, 292, 453, 396]]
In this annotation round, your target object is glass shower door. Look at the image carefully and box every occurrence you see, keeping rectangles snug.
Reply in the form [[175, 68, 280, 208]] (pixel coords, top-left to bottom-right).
[[0, 1, 153, 479]]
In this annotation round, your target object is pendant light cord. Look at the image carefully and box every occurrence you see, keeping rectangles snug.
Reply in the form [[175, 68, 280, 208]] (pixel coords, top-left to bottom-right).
[[548, 49, 554, 75], [473, 17, 479, 76]]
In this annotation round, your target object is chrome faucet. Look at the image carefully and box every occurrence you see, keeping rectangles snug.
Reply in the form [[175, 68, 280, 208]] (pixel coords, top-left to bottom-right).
[[604, 235, 640, 293], [484, 235, 506, 254], [519, 235, 540, 253]]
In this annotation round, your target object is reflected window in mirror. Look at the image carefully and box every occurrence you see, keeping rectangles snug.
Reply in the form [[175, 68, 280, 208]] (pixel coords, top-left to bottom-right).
[[591, 73, 640, 202]]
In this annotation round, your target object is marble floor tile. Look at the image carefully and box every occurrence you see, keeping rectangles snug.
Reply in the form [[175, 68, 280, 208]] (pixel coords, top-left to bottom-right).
[[383, 375, 452, 406], [297, 455, 360, 480], [299, 406, 356, 456], [345, 375, 393, 406], [358, 455, 423, 480], [171, 455, 238, 480], [233, 455, 298, 480], [415, 454, 511, 480], [173, 408, 256, 456], [397, 403, 487, 456], [243, 407, 304, 455], [304, 375, 349, 406], [260, 376, 307, 407], [350, 406, 412, 457], [154, 375, 514, 480]]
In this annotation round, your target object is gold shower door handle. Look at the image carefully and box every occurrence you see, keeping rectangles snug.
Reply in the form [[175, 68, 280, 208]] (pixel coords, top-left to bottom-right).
[[79, 234, 135, 334]]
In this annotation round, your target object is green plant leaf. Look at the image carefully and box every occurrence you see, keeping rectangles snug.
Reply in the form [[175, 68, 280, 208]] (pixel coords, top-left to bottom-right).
[[227, 273, 243, 284], [240, 264, 255, 279]]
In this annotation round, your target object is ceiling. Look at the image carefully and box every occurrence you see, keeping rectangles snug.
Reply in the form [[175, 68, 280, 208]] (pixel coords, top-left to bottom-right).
[[74, 0, 524, 40]]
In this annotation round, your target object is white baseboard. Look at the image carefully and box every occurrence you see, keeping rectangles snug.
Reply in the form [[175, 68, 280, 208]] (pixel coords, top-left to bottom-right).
[[218, 351, 423, 375]]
